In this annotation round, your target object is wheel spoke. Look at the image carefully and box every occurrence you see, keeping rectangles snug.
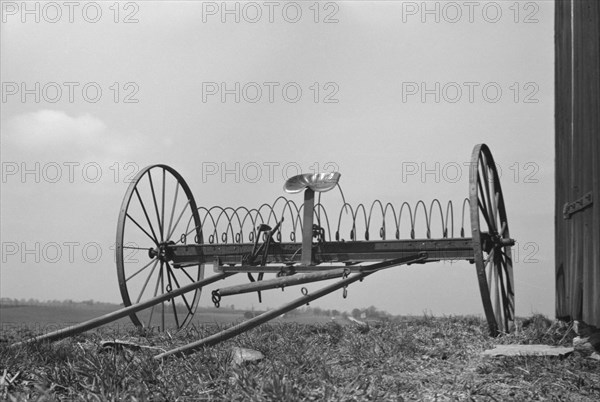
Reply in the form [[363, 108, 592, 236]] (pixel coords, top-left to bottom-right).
[[126, 257, 158, 282], [179, 265, 197, 283], [500, 248, 513, 264], [479, 160, 496, 232], [500, 253, 515, 300], [148, 170, 164, 243], [480, 154, 490, 191], [477, 178, 489, 217], [478, 200, 494, 234], [488, 248, 504, 331], [492, 263, 502, 329], [134, 187, 160, 244], [477, 175, 494, 232], [147, 266, 163, 328], [166, 262, 193, 313], [166, 199, 191, 241], [492, 188, 499, 230], [166, 183, 180, 241], [499, 251, 514, 302], [486, 249, 495, 285], [122, 245, 151, 251], [479, 159, 495, 232], [161, 168, 166, 242], [495, 251, 509, 327], [126, 214, 158, 246], [135, 260, 159, 304], [165, 265, 180, 329], [499, 222, 507, 237]]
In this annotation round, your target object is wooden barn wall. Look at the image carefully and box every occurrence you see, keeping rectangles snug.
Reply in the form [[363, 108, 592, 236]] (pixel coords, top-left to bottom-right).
[[555, 0, 600, 327]]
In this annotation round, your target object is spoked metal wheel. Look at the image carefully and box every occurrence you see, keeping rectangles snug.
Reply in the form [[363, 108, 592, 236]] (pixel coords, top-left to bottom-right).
[[469, 144, 515, 336], [116, 165, 204, 331]]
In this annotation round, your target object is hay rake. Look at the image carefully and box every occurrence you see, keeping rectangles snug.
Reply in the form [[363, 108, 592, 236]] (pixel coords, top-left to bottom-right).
[[14, 144, 515, 358]]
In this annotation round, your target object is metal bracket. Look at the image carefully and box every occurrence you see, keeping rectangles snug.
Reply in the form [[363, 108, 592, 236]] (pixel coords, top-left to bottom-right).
[[563, 191, 593, 219], [213, 257, 222, 272]]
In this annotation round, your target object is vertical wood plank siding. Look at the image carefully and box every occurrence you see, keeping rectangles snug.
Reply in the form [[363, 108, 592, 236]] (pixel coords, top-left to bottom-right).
[[555, 0, 600, 327]]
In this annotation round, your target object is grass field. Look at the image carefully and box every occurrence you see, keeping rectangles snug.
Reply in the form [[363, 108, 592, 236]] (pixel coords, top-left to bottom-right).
[[1, 306, 599, 401], [0, 304, 333, 334]]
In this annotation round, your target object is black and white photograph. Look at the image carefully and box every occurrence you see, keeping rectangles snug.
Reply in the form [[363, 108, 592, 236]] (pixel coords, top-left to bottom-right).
[[1, 0, 599, 400]]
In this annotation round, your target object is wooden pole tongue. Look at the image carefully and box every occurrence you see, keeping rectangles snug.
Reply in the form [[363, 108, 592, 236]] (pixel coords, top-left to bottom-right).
[[11, 272, 234, 347], [154, 253, 427, 359]]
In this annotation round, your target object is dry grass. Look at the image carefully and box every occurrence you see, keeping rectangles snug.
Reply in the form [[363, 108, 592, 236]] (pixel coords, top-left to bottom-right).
[[1, 314, 599, 401]]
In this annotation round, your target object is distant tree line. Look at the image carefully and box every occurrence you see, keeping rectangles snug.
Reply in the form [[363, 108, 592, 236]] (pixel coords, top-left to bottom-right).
[[298, 305, 392, 320], [0, 298, 114, 307]]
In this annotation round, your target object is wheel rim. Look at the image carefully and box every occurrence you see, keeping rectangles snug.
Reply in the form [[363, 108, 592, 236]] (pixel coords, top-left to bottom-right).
[[469, 144, 515, 336], [116, 165, 204, 331]]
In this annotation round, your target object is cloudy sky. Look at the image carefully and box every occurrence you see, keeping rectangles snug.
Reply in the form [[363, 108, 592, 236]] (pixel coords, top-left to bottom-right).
[[1, 1, 554, 318]]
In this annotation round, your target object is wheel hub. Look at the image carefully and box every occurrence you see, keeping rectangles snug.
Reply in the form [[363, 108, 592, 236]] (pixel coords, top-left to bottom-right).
[[481, 232, 515, 253], [148, 241, 175, 262]]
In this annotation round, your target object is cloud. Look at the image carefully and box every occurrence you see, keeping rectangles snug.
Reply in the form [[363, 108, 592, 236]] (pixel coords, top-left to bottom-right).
[[7, 110, 104, 148], [4, 109, 143, 162]]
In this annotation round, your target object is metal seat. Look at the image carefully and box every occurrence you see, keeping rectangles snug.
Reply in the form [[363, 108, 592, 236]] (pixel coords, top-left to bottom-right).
[[283, 172, 341, 194]]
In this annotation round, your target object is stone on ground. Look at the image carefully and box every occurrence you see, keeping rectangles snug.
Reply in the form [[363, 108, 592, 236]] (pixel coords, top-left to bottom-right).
[[482, 344, 574, 357], [231, 347, 264, 366]]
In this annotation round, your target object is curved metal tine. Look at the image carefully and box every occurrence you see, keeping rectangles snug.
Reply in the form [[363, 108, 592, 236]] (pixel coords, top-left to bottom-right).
[[429, 199, 445, 238], [166, 182, 180, 241], [147, 170, 164, 243], [126, 257, 158, 282], [445, 200, 454, 238], [337, 184, 350, 214], [174, 225, 202, 247], [134, 185, 160, 245], [460, 198, 470, 236], [222, 208, 240, 244], [314, 204, 332, 241], [127, 214, 158, 246]]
